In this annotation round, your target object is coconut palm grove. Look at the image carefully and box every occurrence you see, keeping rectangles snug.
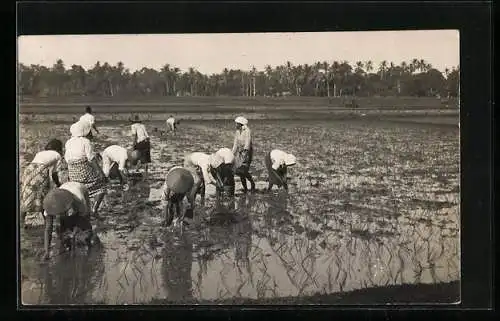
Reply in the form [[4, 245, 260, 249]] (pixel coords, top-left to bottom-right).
[[18, 59, 459, 99]]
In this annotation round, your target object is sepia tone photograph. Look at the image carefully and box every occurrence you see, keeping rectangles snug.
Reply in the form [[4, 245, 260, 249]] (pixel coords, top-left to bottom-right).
[[17, 30, 460, 305]]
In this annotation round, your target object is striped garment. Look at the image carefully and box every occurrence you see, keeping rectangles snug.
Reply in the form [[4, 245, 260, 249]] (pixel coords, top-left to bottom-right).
[[67, 159, 107, 197], [20, 162, 52, 214]]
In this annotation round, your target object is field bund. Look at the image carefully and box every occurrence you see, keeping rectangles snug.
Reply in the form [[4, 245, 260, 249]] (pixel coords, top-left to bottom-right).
[[19, 96, 459, 126]]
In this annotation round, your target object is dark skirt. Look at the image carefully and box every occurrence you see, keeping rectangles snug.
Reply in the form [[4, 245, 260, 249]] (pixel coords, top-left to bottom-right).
[[265, 152, 287, 186], [212, 163, 235, 196], [234, 147, 253, 176], [134, 139, 151, 164]]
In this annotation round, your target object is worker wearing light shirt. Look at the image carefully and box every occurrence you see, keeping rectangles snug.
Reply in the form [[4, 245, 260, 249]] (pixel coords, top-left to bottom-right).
[[79, 106, 99, 139], [265, 149, 297, 191], [100, 145, 141, 189], [184, 152, 223, 202], [212, 147, 236, 196], [166, 115, 177, 132]]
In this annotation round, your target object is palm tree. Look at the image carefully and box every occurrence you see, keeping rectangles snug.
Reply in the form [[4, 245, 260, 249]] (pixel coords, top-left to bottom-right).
[[365, 60, 374, 74], [251, 65, 257, 96], [444, 67, 450, 78], [52, 59, 67, 96], [160, 64, 171, 96], [355, 61, 364, 75], [411, 58, 419, 73], [378, 60, 388, 80], [400, 61, 408, 74]]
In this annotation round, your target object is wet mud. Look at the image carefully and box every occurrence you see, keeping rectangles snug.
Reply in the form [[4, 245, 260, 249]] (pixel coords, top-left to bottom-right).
[[19, 117, 460, 305]]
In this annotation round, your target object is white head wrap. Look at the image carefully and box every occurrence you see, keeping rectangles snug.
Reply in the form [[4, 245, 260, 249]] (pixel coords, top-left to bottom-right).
[[208, 154, 224, 168], [235, 116, 248, 126], [284, 153, 297, 166]]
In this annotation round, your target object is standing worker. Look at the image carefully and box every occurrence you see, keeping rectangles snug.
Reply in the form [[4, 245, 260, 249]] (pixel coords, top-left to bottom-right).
[[79, 106, 99, 139], [232, 116, 256, 193], [130, 115, 151, 177]]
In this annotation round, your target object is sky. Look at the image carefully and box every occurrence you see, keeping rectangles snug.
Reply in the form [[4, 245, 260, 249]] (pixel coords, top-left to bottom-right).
[[18, 30, 459, 74]]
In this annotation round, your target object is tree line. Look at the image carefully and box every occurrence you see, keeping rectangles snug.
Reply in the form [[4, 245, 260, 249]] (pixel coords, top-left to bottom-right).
[[18, 59, 459, 99]]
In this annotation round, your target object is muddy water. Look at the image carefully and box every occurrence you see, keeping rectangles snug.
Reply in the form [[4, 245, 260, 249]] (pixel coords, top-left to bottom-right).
[[19, 119, 460, 304]]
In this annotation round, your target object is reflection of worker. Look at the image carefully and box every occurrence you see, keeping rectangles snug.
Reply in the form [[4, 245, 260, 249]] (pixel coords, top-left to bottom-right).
[[162, 231, 193, 303], [41, 247, 105, 304], [265, 191, 289, 246], [161, 166, 200, 227], [233, 210, 252, 266]]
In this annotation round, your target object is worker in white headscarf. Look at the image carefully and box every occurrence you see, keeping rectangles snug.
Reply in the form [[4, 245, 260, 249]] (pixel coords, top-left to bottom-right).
[[232, 116, 256, 193], [265, 149, 297, 191], [211, 147, 236, 197], [65, 120, 107, 217], [183, 152, 222, 203]]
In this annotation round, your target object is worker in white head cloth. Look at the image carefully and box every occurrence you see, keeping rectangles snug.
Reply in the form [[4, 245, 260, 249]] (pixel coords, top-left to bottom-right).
[[183, 152, 223, 203], [211, 147, 236, 197], [65, 120, 107, 217], [99, 145, 141, 190], [265, 149, 297, 191], [232, 116, 256, 193]]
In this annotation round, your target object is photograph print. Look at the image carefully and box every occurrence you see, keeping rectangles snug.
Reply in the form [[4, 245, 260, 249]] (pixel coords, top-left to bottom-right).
[[17, 30, 460, 305]]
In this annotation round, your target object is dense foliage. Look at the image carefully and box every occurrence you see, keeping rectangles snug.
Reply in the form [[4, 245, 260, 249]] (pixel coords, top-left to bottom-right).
[[18, 59, 459, 98]]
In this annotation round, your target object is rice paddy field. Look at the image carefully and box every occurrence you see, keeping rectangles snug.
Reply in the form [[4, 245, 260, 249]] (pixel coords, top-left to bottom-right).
[[18, 102, 460, 305]]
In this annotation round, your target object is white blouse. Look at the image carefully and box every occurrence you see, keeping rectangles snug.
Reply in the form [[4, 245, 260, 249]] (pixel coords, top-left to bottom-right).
[[270, 149, 289, 170], [101, 145, 128, 176], [131, 123, 149, 143], [31, 150, 62, 172], [79, 113, 95, 126], [65, 137, 95, 162], [59, 181, 91, 216], [232, 126, 252, 153], [184, 152, 215, 185], [215, 147, 235, 164]]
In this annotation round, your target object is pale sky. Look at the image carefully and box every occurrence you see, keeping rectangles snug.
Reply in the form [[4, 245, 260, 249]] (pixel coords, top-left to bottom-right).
[[17, 30, 459, 74]]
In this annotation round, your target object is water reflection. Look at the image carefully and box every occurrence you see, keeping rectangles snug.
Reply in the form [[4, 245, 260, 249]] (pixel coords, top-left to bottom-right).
[[40, 247, 105, 304], [161, 230, 194, 303], [20, 122, 460, 304]]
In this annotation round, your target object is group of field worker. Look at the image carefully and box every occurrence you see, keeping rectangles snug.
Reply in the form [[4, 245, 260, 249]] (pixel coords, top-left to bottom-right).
[[20, 107, 297, 260]]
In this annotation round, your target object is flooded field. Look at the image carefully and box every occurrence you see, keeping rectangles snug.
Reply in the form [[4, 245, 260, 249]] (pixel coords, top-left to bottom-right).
[[19, 116, 460, 305]]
